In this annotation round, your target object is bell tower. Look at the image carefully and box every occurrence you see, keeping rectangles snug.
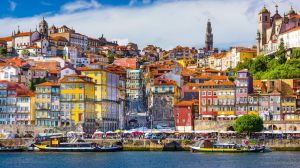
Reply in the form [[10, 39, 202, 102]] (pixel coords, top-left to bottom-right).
[[258, 6, 271, 51], [39, 17, 48, 37], [205, 19, 213, 51]]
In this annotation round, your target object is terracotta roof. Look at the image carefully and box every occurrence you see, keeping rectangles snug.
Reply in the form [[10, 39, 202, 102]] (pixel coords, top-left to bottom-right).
[[15, 32, 31, 37], [0, 36, 12, 41], [59, 75, 95, 84], [36, 82, 59, 87], [153, 77, 176, 86], [209, 75, 228, 80], [51, 36, 68, 42], [175, 99, 198, 106], [204, 68, 219, 73], [113, 58, 137, 69]]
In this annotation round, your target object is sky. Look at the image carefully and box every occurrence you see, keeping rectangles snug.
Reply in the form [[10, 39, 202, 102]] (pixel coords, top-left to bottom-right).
[[0, 0, 299, 50]]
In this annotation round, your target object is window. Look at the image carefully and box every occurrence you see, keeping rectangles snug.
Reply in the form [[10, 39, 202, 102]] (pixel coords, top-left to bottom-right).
[[72, 94, 75, 100], [79, 94, 83, 100], [71, 103, 75, 109], [72, 84, 76, 89], [79, 103, 83, 110], [208, 91, 212, 96], [66, 84, 70, 90], [202, 91, 206, 96], [79, 84, 83, 89]]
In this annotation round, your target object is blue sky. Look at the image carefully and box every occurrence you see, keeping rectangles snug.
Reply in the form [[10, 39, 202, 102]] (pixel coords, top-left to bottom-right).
[[0, 0, 299, 49], [0, 0, 150, 18]]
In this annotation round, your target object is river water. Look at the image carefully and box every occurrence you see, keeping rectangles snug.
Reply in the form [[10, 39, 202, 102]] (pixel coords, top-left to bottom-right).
[[0, 151, 299, 168]]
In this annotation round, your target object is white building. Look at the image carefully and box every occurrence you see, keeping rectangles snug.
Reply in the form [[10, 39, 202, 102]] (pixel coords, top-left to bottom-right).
[[60, 66, 76, 79], [0, 64, 20, 83]]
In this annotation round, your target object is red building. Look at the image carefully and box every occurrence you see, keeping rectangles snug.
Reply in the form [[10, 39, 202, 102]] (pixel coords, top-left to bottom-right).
[[174, 100, 198, 132]]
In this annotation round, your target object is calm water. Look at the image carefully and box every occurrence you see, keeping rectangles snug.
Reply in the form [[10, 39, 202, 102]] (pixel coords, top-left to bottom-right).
[[0, 152, 299, 168]]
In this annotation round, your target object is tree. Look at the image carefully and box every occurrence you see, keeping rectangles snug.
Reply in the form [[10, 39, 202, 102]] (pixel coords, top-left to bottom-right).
[[21, 49, 30, 56], [291, 48, 300, 59], [29, 78, 47, 91], [0, 48, 7, 55], [233, 114, 263, 134], [275, 38, 287, 64]]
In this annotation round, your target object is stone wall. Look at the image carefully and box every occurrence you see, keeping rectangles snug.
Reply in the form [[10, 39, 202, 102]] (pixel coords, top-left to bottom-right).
[[194, 120, 300, 132], [194, 120, 234, 131]]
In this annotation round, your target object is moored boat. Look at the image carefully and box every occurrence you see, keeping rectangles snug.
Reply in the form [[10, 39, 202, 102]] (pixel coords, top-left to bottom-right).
[[34, 138, 122, 152], [190, 139, 266, 153], [0, 147, 24, 152]]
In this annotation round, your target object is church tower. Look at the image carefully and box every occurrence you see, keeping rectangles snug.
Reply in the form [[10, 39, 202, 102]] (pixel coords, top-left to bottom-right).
[[257, 6, 271, 54], [205, 19, 213, 51], [39, 17, 48, 37]]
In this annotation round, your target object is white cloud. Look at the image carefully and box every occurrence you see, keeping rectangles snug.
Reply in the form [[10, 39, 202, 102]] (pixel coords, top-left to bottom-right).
[[0, 0, 299, 49], [61, 0, 101, 13], [9, 0, 17, 11]]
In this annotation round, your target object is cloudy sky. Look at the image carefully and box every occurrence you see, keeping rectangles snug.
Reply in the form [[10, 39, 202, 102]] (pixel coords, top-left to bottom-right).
[[0, 0, 299, 49]]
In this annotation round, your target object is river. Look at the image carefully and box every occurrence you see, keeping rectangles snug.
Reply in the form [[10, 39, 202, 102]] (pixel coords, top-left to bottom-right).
[[0, 152, 299, 168]]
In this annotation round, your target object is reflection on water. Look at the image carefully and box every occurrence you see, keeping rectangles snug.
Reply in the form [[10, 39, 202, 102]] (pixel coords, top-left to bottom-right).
[[0, 152, 299, 168]]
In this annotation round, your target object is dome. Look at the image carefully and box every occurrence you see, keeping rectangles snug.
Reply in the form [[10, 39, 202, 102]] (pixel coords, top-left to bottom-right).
[[259, 6, 269, 14], [288, 7, 297, 16], [39, 17, 48, 26]]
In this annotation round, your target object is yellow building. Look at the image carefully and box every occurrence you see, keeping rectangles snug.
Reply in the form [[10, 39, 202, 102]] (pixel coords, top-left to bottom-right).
[[35, 82, 60, 127], [215, 81, 236, 119], [76, 67, 107, 125], [239, 49, 257, 61], [60, 75, 95, 132], [282, 95, 298, 121]]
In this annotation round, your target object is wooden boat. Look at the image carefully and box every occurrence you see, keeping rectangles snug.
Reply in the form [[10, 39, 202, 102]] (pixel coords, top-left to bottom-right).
[[0, 147, 24, 152], [34, 138, 122, 152], [190, 139, 266, 153]]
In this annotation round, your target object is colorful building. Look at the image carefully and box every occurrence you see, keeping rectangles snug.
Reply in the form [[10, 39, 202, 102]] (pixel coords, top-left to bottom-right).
[[60, 75, 95, 132], [174, 100, 198, 132], [151, 77, 180, 127], [35, 82, 60, 126], [235, 69, 253, 116], [0, 81, 33, 125]]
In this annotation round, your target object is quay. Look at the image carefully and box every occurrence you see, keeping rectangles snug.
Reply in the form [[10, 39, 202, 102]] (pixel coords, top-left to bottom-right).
[[2, 138, 300, 151]]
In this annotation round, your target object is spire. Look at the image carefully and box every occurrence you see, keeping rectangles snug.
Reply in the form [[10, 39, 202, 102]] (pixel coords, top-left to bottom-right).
[[275, 4, 278, 14], [205, 19, 213, 51], [17, 25, 20, 34]]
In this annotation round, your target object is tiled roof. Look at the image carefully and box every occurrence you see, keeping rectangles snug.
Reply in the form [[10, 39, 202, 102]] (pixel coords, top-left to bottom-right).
[[0, 36, 12, 41], [36, 82, 59, 87], [113, 58, 137, 69], [15, 32, 31, 37], [175, 99, 198, 106]]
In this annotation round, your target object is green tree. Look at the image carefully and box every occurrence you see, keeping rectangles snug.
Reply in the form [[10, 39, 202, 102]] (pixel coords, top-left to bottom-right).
[[233, 114, 264, 134], [0, 48, 7, 55], [21, 49, 30, 56], [29, 78, 47, 91], [290, 48, 300, 59], [275, 38, 287, 64], [107, 54, 114, 64]]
